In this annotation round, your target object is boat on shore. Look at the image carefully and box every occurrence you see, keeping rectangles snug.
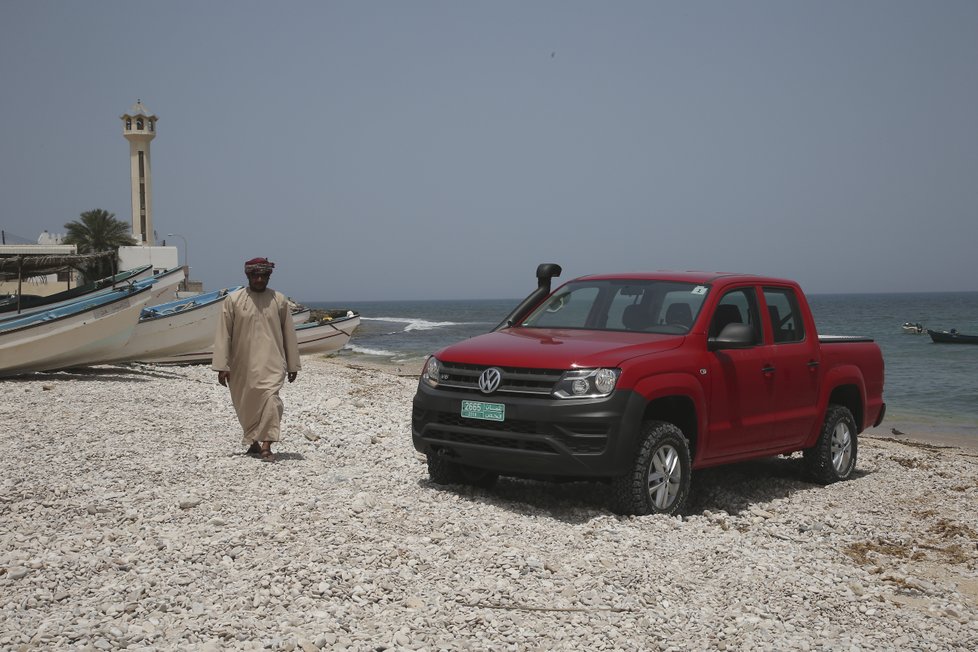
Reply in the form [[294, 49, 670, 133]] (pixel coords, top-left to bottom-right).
[[99, 286, 243, 364], [0, 264, 153, 318], [294, 312, 360, 355], [142, 311, 361, 365], [927, 329, 978, 344], [0, 280, 156, 375], [0, 265, 183, 323], [144, 266, 186, 307]]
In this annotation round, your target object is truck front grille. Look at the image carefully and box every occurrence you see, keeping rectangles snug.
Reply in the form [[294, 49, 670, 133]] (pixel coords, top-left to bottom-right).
[[413, 407, 610, 455], [437, 362, 563, 397]]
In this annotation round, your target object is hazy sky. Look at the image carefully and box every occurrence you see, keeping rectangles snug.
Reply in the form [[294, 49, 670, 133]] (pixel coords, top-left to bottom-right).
[[1, 1, 976, 301]]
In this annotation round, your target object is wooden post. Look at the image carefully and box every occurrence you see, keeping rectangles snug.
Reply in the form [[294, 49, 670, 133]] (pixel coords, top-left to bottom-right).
[[16, 256, 23, 314]]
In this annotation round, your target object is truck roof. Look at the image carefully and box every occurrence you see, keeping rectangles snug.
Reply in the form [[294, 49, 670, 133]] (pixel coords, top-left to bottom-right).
[[573, 271, 798, 287]]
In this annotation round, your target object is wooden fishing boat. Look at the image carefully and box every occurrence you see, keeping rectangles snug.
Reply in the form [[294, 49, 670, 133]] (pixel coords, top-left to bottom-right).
[[0, 264, 153, 317], [291, 308, 311, 324], [0, 281, 156, 375], [927, 329, 978, 344], [99, 286, 243, 364]]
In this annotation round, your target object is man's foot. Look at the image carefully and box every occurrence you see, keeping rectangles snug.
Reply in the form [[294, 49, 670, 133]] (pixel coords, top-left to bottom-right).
[[260, 450, 277, 463], [246, 443, 261, 456]]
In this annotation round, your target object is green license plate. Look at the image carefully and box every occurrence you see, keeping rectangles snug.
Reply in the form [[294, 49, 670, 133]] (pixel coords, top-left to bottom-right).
[[461, 400, 505, 422]]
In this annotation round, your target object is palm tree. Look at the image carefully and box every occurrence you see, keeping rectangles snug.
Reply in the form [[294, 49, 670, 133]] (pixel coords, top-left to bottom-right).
[[63, 209, 137, 282]]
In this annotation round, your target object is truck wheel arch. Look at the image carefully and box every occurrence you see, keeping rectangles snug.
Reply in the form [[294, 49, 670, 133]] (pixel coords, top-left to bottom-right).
[[631, 373, 705, 462]]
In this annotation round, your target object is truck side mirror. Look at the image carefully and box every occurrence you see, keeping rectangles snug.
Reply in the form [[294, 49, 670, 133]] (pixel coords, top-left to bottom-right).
[[708, 322, 755, 351]]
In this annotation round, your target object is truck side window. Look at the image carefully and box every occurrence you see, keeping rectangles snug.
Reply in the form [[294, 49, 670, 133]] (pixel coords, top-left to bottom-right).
[[763, 287, 805, 343], [710, 288, 760, 343]]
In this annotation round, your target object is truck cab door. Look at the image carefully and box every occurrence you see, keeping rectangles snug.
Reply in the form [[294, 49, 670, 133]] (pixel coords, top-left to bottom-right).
[[705, 287, 779, 460], [762, 287, 822, 448]]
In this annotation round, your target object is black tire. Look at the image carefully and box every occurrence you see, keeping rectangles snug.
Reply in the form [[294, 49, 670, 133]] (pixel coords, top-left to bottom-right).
[[804, 405, 858, 484], [426, 453, 499, 489], [610, 421, 691, 516]]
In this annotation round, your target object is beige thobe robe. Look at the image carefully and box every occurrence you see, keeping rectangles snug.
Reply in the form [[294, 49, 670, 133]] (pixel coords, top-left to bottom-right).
[[212, 288, 301, 444]]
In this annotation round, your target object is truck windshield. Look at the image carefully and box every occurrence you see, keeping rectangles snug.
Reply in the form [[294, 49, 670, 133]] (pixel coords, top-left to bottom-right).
[[520, 279, 709, 334]]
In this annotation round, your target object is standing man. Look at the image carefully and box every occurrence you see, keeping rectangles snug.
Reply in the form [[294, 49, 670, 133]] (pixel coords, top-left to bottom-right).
[[213, 257, 300, 462]]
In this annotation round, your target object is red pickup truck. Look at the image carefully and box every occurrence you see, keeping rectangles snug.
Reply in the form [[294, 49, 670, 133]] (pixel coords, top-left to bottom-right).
[[412, 265, 885, 515]]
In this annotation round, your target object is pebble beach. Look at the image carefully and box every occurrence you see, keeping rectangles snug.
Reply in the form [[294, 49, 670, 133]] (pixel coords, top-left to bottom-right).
[[2, 358, 977, 651]]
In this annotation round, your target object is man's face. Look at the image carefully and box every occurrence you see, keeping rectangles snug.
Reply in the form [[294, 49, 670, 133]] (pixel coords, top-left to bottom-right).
[[247, 271, 270, 292]]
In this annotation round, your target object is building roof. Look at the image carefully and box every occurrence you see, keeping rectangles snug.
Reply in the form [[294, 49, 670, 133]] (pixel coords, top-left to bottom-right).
[[120, 100, 156, 119]]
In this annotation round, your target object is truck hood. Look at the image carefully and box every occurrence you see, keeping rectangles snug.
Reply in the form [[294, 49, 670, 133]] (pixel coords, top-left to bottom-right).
[[434, 328, 683, 369]]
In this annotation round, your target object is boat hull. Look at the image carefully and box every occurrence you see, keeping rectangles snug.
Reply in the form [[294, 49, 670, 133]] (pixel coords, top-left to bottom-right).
[[0, 265, 154, 321], [99, 288, 239, 364], [142, 313, 361, 365], [927, 329, 978, 344], [144, 267, 186, 307], [295, 314, 360, 354], [0, 286, 153, 375]]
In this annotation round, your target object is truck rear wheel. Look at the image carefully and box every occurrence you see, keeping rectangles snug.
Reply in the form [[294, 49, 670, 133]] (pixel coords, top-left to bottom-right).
[[611, 421, 691, 516], [804, 404, 858, 484], [426, 452, 499, 489]]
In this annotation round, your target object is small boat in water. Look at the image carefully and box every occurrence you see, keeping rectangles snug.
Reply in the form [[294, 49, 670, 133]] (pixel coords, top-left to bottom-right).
[[0, 280, 156, 375], [927, 329, 978, 344], [100, 286, 243, 364], [902, 322, 924, 334]]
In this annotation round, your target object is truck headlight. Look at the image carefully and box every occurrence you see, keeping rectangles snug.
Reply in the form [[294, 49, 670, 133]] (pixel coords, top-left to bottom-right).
[[422, 356, 441, 388], [553, 368, 620, 399]]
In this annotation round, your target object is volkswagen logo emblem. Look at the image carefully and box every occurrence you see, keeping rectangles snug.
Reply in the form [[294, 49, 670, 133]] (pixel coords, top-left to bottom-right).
[[478, 367, 503, 394]]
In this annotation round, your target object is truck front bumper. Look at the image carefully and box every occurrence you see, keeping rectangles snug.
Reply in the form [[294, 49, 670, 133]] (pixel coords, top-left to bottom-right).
[[411, 383, 645, 479]]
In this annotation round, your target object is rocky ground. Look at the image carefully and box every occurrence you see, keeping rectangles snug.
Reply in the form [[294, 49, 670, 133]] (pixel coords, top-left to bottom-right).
[[1, 358, 977, 651]]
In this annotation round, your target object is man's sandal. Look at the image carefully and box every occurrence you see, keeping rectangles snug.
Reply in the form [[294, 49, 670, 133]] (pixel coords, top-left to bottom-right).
[[260, 450, 277, 463], [246, 443, 261, 457]]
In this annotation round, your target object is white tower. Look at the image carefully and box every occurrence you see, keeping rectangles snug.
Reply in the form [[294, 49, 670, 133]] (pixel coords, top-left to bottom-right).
[[121, 100, 158, 244]]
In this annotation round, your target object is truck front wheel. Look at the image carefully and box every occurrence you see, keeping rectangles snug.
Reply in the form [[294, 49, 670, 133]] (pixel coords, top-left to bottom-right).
[[426, 452, 499, 489], [611, 421, 691, 516], [804, 404, 858, 484]]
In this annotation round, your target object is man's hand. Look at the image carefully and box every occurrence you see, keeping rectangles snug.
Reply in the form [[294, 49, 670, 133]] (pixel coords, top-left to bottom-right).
[[218, 371, 230, 387], [287, 372, 298, 383]]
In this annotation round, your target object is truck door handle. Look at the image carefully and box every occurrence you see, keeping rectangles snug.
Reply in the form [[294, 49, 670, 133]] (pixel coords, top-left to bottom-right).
[[761, 365, 776, 374], [808, 360, 820, 369]]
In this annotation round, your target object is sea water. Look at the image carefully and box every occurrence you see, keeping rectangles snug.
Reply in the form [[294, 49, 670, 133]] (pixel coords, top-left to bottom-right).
[[307, 292, 978, 439]]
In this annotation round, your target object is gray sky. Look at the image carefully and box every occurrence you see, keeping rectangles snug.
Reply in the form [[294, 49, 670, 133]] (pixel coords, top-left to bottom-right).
[[2, 1, 976, 301]]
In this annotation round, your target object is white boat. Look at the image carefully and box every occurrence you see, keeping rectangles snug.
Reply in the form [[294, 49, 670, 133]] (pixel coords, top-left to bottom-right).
[[145, 266, 186, 307], [99, 286, 243, 364], [291, 308, 311, 324], [143, 311, 361, 365], [0, 281, 156, 375], [0, 265, 153, 322], [902, 322, 924, 334], [295, 312, 360, 355]]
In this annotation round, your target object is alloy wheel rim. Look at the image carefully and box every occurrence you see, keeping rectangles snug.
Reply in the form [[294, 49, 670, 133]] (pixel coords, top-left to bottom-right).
[[831, 421, 853, 473], [647, 444, 681, 509]]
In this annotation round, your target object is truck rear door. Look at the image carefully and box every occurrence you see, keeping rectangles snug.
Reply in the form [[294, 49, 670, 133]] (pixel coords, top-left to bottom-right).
[[761, 286, 822, 448]]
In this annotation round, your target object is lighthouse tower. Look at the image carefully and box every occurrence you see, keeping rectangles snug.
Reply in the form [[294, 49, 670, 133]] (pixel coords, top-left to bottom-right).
[[121, 100, 158, 244]]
